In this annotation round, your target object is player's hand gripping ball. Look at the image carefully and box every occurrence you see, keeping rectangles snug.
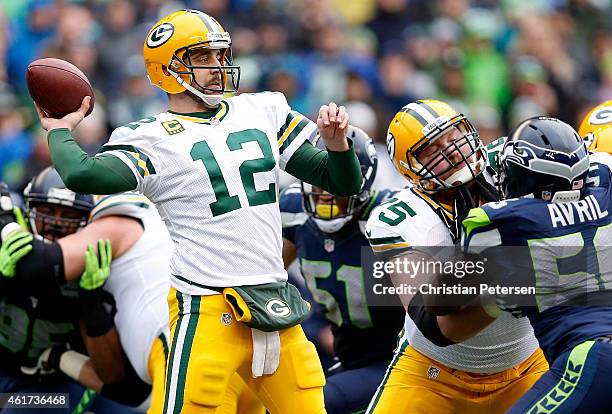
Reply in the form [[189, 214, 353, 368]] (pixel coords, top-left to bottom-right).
[[26, 57, 95, 118]]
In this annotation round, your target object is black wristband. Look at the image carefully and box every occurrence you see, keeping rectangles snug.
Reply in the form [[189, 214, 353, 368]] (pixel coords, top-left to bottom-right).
[[408, 292, 456, 347], [14, 238, 66, 286], [78, 288, 114, 337], [44, 344, 70, 371]]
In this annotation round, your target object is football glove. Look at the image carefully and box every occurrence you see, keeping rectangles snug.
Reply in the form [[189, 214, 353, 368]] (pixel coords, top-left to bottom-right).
[[79, 239, 112, 290], [20, 343, 70, 377], [0, 183, 25, 232], [0, 230, 33, 278], [78, 240, 115, 337]]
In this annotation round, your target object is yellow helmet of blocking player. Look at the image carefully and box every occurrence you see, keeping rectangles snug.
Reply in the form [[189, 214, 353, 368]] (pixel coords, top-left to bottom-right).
[[386, 99, 486, 192], [578, 100, 612, 138], [143, 9, 240, 106], [587, 126, 612, 154], [578, 101, 612, 153]]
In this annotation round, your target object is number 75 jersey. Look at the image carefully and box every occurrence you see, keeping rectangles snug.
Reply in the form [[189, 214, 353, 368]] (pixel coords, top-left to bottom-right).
[[99, 92, 318, 294], [366, 187, 540, 374]]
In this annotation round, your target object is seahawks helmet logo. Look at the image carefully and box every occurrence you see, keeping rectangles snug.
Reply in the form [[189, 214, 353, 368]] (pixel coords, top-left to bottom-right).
[[147, 23, 174, 48], [386, 132, 395, 158], [505, 143, 536, 167], [589, 107, 612, 126]]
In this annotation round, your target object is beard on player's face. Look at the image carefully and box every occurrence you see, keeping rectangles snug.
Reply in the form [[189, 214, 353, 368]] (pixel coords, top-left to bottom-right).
[[186, 70, 224, 109]]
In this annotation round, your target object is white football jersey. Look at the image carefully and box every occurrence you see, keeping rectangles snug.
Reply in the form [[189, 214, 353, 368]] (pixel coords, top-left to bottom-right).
[[90, 193, 172, 383], [365, 184, 540, 374], [99, 92, 317, 294]]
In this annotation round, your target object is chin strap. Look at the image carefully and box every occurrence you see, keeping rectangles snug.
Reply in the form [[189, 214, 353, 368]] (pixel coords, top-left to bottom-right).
[[436, 186, 474, 244], [167, 68, 223, 108], [313, 216, 353, 233], [474, 174, 500, 203]]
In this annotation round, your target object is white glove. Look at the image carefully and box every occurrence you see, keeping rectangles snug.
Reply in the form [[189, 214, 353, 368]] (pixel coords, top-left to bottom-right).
[[21, 344, 69, 376]]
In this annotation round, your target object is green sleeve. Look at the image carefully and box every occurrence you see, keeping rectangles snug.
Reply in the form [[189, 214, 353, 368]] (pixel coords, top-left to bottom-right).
[[284, 140, 362, 197], [47, 128, 137, 194]]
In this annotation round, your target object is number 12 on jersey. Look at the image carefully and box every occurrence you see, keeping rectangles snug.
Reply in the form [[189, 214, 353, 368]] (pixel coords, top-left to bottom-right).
[[191, 129, 277, 216]]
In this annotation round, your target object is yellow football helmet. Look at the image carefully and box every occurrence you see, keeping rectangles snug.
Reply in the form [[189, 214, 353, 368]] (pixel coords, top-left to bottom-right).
[[578, 101, 612, 153], [586, 126, 612, 154], [578, 100, 612, 137], [386, 99, 486, 192], [143, 9, 240, 106]]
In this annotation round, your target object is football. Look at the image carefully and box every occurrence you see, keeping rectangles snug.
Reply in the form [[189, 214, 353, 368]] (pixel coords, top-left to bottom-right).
[[26, 58, 95, 118]]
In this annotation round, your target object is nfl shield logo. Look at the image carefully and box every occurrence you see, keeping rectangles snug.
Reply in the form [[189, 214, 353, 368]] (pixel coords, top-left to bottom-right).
[[324, 239, 335, 252], [221, 312, 232, 326], [427, 366, 440, 380]]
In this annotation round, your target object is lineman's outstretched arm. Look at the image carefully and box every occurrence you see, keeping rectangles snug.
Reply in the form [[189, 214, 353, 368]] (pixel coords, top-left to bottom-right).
[[77, 241, 151, 406], [385, 249, 496, 346], [37, 345, 151, 406], [3, 215, 142, 287], [58, 215, 143, 282], [77, 241, 127, 384], [77, 359, 105, 392], [81, 323, 126, 384], [435, 305, 496, 343]]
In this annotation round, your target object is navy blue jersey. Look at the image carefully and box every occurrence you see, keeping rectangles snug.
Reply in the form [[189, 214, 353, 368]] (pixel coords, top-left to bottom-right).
[[0, 278, 84, 374], [463, 162, 612, 362], [281, 186, 405, 368], [586, 154, 612, 189]]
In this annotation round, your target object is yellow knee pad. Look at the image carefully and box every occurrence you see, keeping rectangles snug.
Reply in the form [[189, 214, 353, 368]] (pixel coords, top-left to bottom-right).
[[185, 358, 234, 408], [286, 341, 326, 389]]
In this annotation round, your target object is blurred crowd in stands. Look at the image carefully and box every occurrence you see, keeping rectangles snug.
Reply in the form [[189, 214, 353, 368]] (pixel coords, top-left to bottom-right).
[[0, 0, 611, 191]]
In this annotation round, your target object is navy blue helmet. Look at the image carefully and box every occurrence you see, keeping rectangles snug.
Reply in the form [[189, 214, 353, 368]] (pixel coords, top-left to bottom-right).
[[499, 117, 589, 202], [302, 126, 378, 232], [23, 167, 94, 241]]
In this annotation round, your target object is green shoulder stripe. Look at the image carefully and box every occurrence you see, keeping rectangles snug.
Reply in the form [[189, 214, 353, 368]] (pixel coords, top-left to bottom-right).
[[277, 112, 297, 141], [486, 136, 507, 151], [98, 144, 156, 178], [369, 235, 406, 246], [278, 113, 310, 154], [462, 207, 492, 239]]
